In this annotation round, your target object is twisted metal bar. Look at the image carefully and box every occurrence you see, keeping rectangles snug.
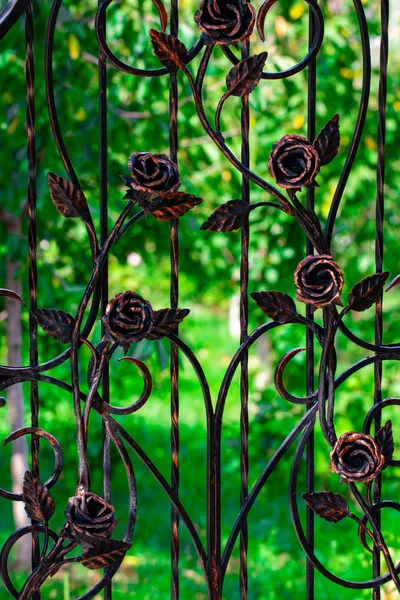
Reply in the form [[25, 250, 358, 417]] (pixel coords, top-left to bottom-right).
[[1, 0, 399, 597], [24, 3, 42, 589], [372, 1, 389, 595], [305, 2, 318, 593], [169, 0, 180, 596], [96, 3, 112, 597], [239, 35, 250, 600]]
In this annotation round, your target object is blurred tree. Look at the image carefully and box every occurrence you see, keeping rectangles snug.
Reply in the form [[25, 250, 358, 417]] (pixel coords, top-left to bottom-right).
[[0, 0, 400, 596], [0, 202, 30, 567]]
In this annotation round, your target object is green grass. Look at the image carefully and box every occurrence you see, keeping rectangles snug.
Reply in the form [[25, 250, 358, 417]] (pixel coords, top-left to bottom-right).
[[1, 306, 400, 599], [1, 0, 400, 595]]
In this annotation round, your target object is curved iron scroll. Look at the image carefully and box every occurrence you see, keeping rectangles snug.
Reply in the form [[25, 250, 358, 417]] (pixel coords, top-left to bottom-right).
[[0, 0, 398, 598]]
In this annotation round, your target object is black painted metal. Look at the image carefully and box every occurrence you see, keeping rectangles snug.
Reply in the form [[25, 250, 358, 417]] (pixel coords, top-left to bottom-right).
[[0, 0, 399, 598]]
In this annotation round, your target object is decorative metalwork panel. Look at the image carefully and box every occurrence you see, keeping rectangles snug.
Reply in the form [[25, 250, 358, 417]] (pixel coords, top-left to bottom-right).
[[0, 0, 398, 598]]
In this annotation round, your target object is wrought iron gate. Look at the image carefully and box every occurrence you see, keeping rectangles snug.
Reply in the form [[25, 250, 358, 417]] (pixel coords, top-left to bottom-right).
[[0, 0, 399, 598]]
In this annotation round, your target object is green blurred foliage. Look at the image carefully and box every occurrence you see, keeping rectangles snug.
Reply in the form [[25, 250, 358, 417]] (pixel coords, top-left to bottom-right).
[[1, 0, 400, 597]]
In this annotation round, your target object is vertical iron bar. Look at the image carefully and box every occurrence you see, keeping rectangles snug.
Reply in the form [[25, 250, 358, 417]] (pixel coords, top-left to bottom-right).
[[210, 415, 220, 595], [306, 6, 317, 599], [98, 4, 111, 598], [239, 38, 250, 600], [170, 1, 179, 598], [373, 1, 389, 598], [25, 1, 40, 589]]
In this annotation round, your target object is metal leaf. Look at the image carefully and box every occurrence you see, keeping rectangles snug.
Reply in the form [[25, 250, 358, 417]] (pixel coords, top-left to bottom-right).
[[150, 192, 202, 221], [149, 29, 187, 71], [200, 200, 250, 232], [313, 114, 340, 166], [33, 308, 76, 343], [120, 177, 156, 207], [0, 288, 25, 304], [348, 272, 389, 312], [226, 52, 268, 98], [147, 308, 190, 340], [22, 471, 55, 524], [123, 189, 137, 201], [302, 491, 350, 523], [250, 291, 297, 323], [81, 539, 131, 570], [120, 176, 139, 202], [48, 173, 91, 222], [375, 420, 394, 468]]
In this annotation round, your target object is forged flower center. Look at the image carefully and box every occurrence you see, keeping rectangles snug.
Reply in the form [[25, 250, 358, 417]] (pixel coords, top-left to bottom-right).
[[330, 431, 385, 484], [268, 135, 321, 190], [194, 0, 256, 45], [102, 291, 154, 351], [127, 152, 181, 196], [294, 255, 344, 308]]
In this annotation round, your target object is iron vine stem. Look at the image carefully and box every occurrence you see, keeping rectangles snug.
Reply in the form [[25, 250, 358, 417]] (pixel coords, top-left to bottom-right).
[[350, 483, 400, 593], [71, 200, 134, 492]]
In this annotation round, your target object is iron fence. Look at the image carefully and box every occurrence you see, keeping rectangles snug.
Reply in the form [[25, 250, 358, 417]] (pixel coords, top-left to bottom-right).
[[0, 0, 398, 598]]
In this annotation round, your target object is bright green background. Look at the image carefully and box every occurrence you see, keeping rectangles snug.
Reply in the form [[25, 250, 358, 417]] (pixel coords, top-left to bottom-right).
[[1, 0, 400, 598]]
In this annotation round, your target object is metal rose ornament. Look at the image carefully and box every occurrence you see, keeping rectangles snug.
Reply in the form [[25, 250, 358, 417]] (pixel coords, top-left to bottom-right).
[[294, 255, 344, 308], [268, 134, 320, 190], [102, 291, 154, 352], [127, 152, 181, 197], [329, 432, 386, 484], [65, 491, 117, 549], [122, 151, 202, 220], [194, 0, 256, 45]]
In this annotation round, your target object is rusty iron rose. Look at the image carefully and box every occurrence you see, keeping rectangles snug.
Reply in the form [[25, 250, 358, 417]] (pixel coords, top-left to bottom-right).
[[194, 0, 256, 45], [64, 492, 117, 548], [294, 255, 344, 308], [127, 152, 180, 197], [268, 135, 320, 190], [102, 291, 154, 350], [330, 432, 385, 484]]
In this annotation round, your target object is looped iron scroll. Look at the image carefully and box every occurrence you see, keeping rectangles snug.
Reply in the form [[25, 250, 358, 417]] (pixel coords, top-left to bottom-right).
[[0, 0, 397, 598]]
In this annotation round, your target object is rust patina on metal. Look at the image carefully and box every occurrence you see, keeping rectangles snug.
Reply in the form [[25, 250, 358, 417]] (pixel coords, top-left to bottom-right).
[[0, 0, 397, 598]]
